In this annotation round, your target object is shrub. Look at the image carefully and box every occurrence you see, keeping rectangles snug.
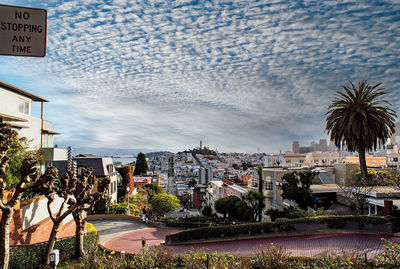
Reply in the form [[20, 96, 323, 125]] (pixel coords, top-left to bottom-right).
[[274, 218, 295, 232], [202, 205, 213, 217], [164, 216, 215, 228], [111, 202, 140, 216], [182, 248, 248, 269], [378, 239, 400, 267], [165, 215, 388, 243], [251, 244, 291, 269], [309, 250, 373, 269], [77, 250, 129, 269], [9, 232, 98, 269], [86, 222, 97, 234], [133, 246, 176, 269]]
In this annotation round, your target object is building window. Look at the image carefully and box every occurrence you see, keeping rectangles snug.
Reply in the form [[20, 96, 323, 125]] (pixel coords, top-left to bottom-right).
[[107, 164, 114, 174], [18, 100, 29, 115], [265, 176, 273, 191]]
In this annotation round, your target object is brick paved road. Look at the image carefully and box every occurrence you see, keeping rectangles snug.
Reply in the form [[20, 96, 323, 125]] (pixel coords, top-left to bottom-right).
[[105, 229, 400, 258], [105, 227, 183, 252]]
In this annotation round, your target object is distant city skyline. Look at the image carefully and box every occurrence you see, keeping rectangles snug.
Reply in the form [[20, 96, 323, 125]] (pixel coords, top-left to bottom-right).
[[1, 0, 399, 153]]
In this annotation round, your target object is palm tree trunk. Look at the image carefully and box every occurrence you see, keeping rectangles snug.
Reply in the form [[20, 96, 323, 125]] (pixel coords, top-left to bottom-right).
[[0, 208, 13, 269], [358, 145, 368, 184], [358, 144, 368, 215], [43, 221, 61, 265]]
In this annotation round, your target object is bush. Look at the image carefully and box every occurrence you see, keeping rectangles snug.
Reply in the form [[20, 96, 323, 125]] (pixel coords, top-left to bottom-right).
[[9, 232, 98, 269], [86, 222, 97, 234], [182, 248, 249, 269], [165, 215, 388, 243], [202, 205, 213, 217], [164, 216, 215, 228], [111, 202, 140, 216], [378, 239, 400, 267], [266, 207, 307, 221], [76, 250, 129, 269], [308, 250, 374, 269], [251, 244, 291, 269], [133, 246, 176, 269]]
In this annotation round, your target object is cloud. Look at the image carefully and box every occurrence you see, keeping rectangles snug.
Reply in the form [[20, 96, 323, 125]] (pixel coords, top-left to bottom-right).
[[0, 0, 399, 153]]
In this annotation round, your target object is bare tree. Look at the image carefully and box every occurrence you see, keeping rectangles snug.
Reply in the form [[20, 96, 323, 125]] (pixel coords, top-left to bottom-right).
[[71, 168, 110, 258], [338, 178, 374, 215], [0, 123, 54, 269], [40, 167, 110, 264]]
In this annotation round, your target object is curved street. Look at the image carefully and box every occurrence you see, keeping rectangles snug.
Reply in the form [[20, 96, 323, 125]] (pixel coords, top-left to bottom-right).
[[92, 219, 400, 258]]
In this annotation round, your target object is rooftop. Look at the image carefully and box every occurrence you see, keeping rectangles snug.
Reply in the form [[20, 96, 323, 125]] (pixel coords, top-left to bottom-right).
[[0, 80, 48, 102]]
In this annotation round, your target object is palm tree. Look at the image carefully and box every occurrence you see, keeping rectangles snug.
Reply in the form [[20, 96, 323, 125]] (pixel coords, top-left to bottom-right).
[[326, 80, 396, 183]]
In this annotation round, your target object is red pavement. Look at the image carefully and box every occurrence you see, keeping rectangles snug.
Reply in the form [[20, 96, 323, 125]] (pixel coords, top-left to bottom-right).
[[105, 228, 183, 253], [105, 229, 400, 258]]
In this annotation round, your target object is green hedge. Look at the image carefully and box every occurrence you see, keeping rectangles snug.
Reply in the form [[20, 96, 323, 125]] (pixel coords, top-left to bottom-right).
[[9, 232, 98, 269], [165, 215, 388, 244], [164, 216, 216, 228]]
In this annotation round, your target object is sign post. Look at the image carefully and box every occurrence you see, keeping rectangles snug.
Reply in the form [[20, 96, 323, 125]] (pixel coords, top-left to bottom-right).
[[0, 4, 47, 57]]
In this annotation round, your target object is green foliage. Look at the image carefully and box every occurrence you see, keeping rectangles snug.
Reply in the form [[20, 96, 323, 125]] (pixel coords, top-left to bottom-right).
[[59, 242, 400, 269], [326, 80, 396, 182], [166, 222, 275, 243], [378, 239, 400, 267], [326, 80, 396, 152], [150, 193, 180, 219], [134, 152, 149, 175], [111, 202, 140, 216], [354, 169, 395, 186], [144, 183, 163, 194], [116, 165, 133, 202], [280, 169, 317, 209], [75, 250, 130, 269], [243, 191, 265, 221], [165, 215, 388, 244], [202, 205, 213, 217], [143, 183, 164, 202], [9, 233, 98, 269], [214, 196, 241, 219], [165, 220, 214, 228], [303, 250, 375, 269], [251, 244, 291, 269], [164, 216, 215, 228], [133, 246, 176, 269], [183, 249, 248, 269], [266, 207, 312, 221], [235, 200, 253, 221], [4, 136, 43, 190]]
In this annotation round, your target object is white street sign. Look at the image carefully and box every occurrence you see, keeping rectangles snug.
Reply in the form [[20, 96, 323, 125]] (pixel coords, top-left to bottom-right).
[[0, 4, 47, 57]]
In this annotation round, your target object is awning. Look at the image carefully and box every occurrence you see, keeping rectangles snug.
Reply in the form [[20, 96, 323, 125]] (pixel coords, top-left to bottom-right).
[[0, 112, 28, 122], [41, 129, 61, 135], [9, 123, 29, 129]]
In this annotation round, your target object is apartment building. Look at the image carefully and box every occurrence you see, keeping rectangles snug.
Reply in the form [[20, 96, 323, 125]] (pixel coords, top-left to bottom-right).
[[0, 80, 66, 165], [345, 155, 387, 167], [284, 151, 340, 168], [53, 155, 118, 204]]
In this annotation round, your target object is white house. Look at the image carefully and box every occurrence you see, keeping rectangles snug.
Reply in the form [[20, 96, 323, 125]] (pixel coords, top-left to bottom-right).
[[0, 80, 66, 166]]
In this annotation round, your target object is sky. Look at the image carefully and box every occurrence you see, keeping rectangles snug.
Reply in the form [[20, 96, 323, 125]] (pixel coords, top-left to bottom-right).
[[1, 0, 399, 154]]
